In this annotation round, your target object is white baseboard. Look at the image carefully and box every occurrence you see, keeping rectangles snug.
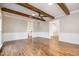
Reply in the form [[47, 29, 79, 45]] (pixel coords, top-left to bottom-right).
[[3, 32, 49, 42], [60, 33, 79, 45]]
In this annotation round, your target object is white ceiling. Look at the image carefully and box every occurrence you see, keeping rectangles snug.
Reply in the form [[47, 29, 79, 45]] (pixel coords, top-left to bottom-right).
[[30, 3, 65, 18], [65, 3, 79, 12], [0, 3, 79, 21]]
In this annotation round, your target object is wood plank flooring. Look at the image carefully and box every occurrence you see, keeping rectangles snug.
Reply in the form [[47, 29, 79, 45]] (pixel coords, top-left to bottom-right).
[[0, 37, 79, 56]]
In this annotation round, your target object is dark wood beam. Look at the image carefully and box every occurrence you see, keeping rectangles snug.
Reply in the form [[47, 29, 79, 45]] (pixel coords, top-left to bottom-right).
[[2, 8, 45, 21], [57, 3, 70, 15], [16, 3, 55, 19]]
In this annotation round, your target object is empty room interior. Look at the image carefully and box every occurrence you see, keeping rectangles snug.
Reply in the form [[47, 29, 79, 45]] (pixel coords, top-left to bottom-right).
[[0, 3, 79, 56]]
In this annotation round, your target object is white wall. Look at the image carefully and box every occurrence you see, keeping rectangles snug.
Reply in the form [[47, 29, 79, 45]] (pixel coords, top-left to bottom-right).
[[3, 10, 79, 45], [33, 21, 49, 32], [59, 11, 79, 45], [33, 21, 49, 38], [2, 12, 28, 41], [2, 12, 49, 42], [0, 8, 3, 48]]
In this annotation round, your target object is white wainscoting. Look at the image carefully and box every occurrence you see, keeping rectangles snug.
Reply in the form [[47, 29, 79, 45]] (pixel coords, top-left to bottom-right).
[[3, 32, 49, 42], [3, 32, 79, 45], [60, 33, 79, 45], [32, 32, 49, 38], [3, 32, 28, 41]]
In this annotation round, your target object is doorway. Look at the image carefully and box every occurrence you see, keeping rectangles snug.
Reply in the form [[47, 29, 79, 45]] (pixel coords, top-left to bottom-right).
[[49, 20, 60, 54]]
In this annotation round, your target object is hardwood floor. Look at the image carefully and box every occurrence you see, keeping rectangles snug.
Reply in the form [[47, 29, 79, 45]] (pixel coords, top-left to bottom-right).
[[0, 37, 79, 56], [0, 37, 49, 56], [59, 41, 79, 56]]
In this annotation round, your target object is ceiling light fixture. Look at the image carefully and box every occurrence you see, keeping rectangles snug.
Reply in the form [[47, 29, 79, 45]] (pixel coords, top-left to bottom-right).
[[32, 13, 36, 16]]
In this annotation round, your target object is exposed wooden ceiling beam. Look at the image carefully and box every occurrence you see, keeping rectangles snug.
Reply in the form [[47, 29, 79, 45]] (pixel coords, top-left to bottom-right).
[[57, 3, 70, 15], [2, 8, 45, 21], [16, 3, 55, 19]]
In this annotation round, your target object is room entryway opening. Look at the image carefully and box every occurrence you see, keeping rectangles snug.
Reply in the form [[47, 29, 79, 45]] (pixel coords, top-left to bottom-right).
[[49, 20, 60, 55]]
